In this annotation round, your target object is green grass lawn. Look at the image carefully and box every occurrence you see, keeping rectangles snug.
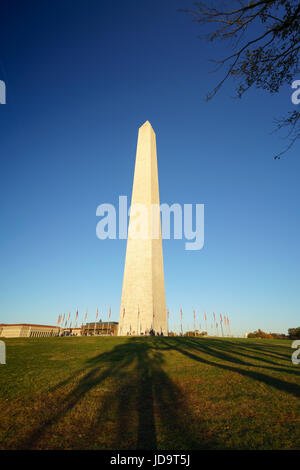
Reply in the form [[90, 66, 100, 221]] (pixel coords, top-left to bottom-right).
[[0, 336, 299, 450]]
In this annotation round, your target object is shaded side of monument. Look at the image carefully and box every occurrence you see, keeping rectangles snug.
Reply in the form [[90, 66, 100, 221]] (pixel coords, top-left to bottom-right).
[[118, 121, 167, 336]]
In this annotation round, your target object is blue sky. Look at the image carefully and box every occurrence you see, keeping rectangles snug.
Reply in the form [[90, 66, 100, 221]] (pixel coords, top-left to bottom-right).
[[0, 0, 299, 335]]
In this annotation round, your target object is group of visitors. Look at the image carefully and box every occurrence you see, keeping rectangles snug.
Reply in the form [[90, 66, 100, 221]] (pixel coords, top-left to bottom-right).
[[126, 328, 164, 336]]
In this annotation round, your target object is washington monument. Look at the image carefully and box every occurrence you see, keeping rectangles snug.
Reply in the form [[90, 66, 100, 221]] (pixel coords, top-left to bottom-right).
[[118, 121, 167, 336]]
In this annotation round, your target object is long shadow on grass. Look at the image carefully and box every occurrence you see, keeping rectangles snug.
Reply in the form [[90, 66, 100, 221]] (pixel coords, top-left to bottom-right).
[[161, 338, 300, 398], [18, 338, 216, 450], [181, 338, 298, 373]]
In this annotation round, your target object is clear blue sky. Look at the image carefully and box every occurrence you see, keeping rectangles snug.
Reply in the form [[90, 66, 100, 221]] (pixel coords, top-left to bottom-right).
[[0, 0, 299, 335]]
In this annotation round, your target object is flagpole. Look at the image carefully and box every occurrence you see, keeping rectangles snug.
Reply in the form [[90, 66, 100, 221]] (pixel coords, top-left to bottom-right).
[[193, 310, 196, 337], [213, 312, 217, 337], [227, 315, 231, 337], [57, 313, 61, 336], [167, 309, 169, 337], [120, 307, 125, 336], [75, 308, 78, 329], [204, 311, 208, 335], [94, 308, 98, 336], [220, 314, 224, 337], [108, 307, 111, 336], [180, 309, 183, 336], [83, 308, 88, 336]]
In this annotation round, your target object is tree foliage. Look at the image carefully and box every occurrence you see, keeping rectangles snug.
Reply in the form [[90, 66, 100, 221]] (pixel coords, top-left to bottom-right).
[[186, 0, 300, 157], [288, 327, 300, 339], [248, 328, 287, 338]]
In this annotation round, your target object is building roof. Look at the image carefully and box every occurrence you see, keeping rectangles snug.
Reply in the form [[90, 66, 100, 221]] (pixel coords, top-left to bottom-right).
[[63, 327, 81, 330], [84, 321, 119, 326], [0, 323, 59, 328]]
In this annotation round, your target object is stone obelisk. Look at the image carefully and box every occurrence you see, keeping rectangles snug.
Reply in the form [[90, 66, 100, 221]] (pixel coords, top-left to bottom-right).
[[118, 121, 167, 336]]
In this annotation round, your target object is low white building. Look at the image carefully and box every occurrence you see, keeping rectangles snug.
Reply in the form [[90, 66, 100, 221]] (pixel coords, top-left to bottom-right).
[[0, 324, 60, 338]]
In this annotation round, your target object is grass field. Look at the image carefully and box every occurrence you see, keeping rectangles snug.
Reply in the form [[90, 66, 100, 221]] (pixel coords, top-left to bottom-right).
[[0, 336, 299, 450]]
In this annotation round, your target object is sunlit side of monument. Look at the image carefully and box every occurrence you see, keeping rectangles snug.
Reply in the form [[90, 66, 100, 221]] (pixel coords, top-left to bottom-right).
[[118, 121, 167, 336]]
